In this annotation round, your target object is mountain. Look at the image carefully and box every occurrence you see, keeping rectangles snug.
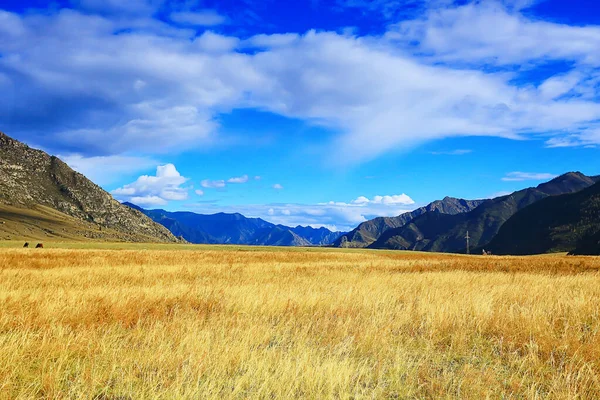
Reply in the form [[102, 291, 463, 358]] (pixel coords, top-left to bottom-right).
[[485, 181, 600, 255], [571, 231, 600, 255], [0, 131, 178, 243], [252, 226, 311, 247], [334, 197, 485, 248], [126, 204, 345, 246], [370, 172, 599, 253], [287, 225, 343, 246], [128, 207, 273, 244]]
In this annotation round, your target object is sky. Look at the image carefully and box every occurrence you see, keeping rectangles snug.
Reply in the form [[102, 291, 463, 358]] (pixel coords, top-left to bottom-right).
[[1, 0, 599, 231]]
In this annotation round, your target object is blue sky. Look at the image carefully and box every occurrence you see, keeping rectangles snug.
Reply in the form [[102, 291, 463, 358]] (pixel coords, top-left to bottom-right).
[[1, 0, 599, 230]]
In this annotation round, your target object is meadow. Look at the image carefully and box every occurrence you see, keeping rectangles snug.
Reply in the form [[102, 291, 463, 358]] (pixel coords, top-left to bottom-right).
[[0, 244, 599, 399]]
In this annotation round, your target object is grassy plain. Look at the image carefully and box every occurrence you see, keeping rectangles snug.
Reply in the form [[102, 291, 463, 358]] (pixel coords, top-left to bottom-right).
[[1, 244, 599, 399]]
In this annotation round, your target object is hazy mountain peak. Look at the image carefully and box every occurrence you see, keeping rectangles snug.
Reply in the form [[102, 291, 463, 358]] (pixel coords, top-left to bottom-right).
[[127, 204, 345, 246]]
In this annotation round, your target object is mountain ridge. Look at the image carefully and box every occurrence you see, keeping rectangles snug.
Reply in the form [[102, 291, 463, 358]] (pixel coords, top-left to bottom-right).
[[125, 203, 345, 246], [369, 172, 598, 253], [333, 196, 485, 248], [485, 180, 600, 255], [0, 131, 178, 242]]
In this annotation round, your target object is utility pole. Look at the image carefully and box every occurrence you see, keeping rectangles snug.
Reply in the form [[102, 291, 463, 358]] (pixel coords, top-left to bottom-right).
[[465, 231, 470, 255]]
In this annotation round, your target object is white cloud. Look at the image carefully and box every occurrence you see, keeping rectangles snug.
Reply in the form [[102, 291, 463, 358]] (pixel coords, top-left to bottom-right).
[[352, 196, 370, 205], [195, 189, 204, 196], [391, 2, 600, 66], [373, 195, 414, 205], [244, 33, 300, 48], [186, 193, 419, 231], [227, 174, 249, 184], [501, 172, 557, 182], [169, 10, 226, 27], [133, 79, 147, 90], [194, 31, 239, 53], [254, 176, 262, 180], [129, 195, 168, 207], [545, 129, 600, 148], [430, 149, 472, 155], [273, 184, 284, 190], [60, 154, 158, 185], [111, 164, 189, 206], [201, 179, 226, 188], [1, 1, 600, 174], [245, 28, 600, 162], [71, 0, 160, 16], [53, 105, 218, 156], [487, 191, 513, 199], [350, 194, 415, 205]]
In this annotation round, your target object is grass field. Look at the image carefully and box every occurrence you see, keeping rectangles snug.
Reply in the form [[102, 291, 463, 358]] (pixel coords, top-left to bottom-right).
[[1, 244, 599, 399]]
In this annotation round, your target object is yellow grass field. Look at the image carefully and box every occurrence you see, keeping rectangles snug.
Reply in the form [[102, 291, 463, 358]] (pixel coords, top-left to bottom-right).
[[1, 244, 599, 399]]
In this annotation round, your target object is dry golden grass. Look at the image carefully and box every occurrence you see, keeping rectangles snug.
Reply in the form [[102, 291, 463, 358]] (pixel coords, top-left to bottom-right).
[[1, 246, 599, 399]]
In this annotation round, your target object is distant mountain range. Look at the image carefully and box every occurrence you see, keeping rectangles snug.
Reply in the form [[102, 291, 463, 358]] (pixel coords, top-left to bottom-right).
[[334, 197, 485, 248], [124, 203, 345, 246], [0, 131, 178, 243], [368, 172, 599, 253], [485, 179, 600, 255], [2, 131, 599, 254]]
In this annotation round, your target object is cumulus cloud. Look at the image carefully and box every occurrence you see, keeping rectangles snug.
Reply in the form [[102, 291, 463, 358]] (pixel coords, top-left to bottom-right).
[[201, 179, 226, 189], [350, 194, 415, 205], [273, 184, 284, 190], [227, 174, 249, 184], [370, 194, 414, 205], [111, 164, 189, 206], [195, 189, 204, 196], [194, 31, 239, 53], [501, 172, 557, 182]]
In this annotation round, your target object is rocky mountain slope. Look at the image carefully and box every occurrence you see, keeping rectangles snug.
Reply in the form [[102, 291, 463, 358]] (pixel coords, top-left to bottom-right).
[[252, 226, 311, 247], [485, 180, 600, 255], [0, 131, 178, 242], [287, 225, 343, 246], [334, 197, 485, 248], [370, 172, 599, 253], [126, 203, 345, 246]]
